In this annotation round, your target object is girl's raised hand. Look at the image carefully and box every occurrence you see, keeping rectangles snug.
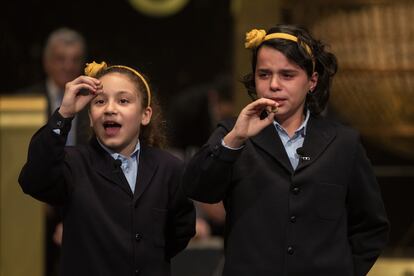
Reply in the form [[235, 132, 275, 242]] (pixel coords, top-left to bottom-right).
[[223, 98, 278, 148], [59, 76, 103, 118]]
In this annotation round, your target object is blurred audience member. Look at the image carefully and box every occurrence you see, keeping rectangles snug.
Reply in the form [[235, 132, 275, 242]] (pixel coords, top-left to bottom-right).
[[17, 27, 88, 276], [168, 75, 234, 238], [18, 27, 89, 145], [168, 75, 234, 158]]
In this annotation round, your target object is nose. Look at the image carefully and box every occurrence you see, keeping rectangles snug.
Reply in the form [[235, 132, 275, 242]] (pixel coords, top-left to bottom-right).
[[62, 57, 82, 75], [104, 100, 117, 115], [269, 75, 281, 92]]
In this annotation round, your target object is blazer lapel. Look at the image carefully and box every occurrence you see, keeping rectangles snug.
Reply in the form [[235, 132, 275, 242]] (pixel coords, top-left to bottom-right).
[[90, 139, 133, 196], [133, 146, 158, 203], [251, 124, 294, 173], [296, 116, 336, 171]]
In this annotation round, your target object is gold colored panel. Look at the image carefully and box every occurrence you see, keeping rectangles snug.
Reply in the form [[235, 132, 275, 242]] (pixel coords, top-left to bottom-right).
[[309, 2, 414, 159], [0, 95, 46, 276], [369, 258, 414, 275]]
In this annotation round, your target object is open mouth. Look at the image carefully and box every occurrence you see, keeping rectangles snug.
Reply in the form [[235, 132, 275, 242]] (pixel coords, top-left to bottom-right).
[[103, 121, 122, 136]]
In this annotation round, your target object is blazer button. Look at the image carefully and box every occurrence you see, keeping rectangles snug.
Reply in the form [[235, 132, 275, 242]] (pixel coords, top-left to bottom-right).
[[291, 186, 300, 195], [287, 246, 294, 255], [135, 233, 142, 242], [290, 215, 296, 223]]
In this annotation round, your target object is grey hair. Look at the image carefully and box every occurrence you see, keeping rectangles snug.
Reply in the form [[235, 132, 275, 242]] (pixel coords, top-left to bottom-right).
[[43, 28, 86, 59]]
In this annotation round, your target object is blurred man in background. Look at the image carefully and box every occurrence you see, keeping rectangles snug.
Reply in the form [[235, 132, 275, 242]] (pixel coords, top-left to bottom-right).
[[18, 27, 89, 276]]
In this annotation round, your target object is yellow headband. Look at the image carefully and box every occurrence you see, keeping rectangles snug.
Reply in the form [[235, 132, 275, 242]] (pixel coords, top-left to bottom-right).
[[245, 29, 315, 71], [84, 61, 151, 107]]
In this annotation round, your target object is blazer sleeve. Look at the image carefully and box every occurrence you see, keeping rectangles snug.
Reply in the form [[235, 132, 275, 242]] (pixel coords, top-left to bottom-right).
[[166, 164, 196, 258], [18, 110, 72, 205], [182, 120, 243, 203], [347, 136, 390, 276]]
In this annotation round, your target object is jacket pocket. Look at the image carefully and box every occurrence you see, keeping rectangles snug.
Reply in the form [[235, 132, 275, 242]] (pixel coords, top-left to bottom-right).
[[152, 208, 168, 247], [316, 183, 345, 220]]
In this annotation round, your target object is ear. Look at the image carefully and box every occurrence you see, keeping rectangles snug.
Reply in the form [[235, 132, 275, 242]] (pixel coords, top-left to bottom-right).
[[141, 106, 152, 126], [309, 71, 318, 92]]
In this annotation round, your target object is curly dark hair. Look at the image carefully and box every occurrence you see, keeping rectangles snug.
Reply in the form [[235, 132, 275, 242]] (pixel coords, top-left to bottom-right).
[[242, 24, 338, 115]]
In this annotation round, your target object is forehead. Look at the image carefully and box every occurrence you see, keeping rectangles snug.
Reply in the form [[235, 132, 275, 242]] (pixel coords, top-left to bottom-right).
[[49, 41, 84, 58], [256, 46, 301, 70], [100, 73, 139, 94]]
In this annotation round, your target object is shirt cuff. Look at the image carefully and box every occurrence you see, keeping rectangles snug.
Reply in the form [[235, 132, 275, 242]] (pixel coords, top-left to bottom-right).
[[208, 141, 243, 163], [49, 108, 73, 136], [221, 139, 245, 150]]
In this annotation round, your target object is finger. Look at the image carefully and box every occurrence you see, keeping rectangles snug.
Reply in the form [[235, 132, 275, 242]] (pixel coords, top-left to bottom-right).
[[65, 83, 98, 100], [74, 93, 97, 112], [247, 98, 277, 112], [244, 104, 272, 118], [70, 76, 102, 89], [254, 99, 278, 115], [266, 105, 279, 114], [76, 94, 95, 107], [264, 110, 276, 122]]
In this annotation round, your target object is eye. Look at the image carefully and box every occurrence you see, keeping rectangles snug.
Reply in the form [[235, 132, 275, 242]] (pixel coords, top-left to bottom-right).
[[94, 99, 105, 105], [280, 72, 295, 80], [282, 73, 293, 78], [257, 71, 270, 79], [119, 98, 130, 104]]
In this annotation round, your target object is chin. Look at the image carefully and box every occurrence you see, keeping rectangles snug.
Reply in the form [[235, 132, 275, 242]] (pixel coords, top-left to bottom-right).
[[98, 136, 120, 148], [104, 140, 121, 148]]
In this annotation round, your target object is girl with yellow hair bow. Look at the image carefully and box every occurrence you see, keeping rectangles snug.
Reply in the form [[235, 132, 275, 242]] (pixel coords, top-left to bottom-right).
[[183, 24, 389, 276]]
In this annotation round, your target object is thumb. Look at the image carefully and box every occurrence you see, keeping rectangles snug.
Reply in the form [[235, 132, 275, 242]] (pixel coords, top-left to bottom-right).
[[75, 93, 95, 111]]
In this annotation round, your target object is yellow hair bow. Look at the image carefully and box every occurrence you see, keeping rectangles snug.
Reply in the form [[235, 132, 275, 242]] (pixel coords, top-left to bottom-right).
[[244, 28, 315, 71], [84, 61, 151, 107]]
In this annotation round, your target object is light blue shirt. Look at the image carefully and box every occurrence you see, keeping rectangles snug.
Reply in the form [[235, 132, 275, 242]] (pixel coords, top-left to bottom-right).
[[273, 110, 310, 170], [98, 139, 140, 193]]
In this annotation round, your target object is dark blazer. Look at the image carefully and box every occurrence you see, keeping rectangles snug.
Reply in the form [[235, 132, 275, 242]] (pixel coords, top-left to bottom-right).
[[183, 115, 389, 276], [18, 81, 91, 276], [19, 111, 196, 276]]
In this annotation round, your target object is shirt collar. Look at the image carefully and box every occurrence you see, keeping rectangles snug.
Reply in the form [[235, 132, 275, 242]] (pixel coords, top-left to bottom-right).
[[97, 139, 141, 160], [46, 78, 64, 110], [46, 79, 62, 97], [274, 109, 311, 137]]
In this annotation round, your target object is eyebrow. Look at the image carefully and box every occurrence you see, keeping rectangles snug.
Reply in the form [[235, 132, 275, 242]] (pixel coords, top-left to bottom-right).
[[98, 90, 134, 96], [278, 69, 299, 74], [256, 68, 299, 74]]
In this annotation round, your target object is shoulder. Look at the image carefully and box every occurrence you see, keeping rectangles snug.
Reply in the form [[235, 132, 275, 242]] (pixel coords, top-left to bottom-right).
[[311, 115, 359, 139], [141, 146, 183, 167], [64, 143, 93, 163], [217, 117, 237, 131]]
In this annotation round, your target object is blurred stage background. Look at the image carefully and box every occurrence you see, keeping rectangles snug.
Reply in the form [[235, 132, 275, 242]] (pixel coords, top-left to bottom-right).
[[1, 0, 413, 275]]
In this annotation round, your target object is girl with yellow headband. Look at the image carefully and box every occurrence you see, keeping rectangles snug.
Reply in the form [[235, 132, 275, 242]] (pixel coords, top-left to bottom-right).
[[183, 24, 389, 276], [19, 61, 195, 275]]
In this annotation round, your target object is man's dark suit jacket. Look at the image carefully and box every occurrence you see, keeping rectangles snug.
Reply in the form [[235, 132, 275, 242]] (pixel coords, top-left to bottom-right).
[[183, 115, 389, 276], [19, 111, 196, 276]]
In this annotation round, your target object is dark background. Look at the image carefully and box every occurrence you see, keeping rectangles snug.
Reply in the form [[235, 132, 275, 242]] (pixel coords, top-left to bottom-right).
[[1, 0, 233, 109], [2, 0, 413, 256]]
